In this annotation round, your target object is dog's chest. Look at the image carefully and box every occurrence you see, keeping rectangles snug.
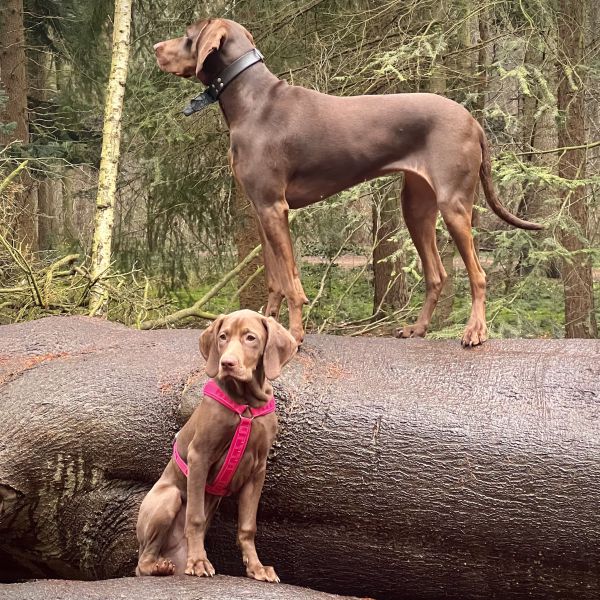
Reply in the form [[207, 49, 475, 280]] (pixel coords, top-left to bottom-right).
[[208, 412, 277, 492]]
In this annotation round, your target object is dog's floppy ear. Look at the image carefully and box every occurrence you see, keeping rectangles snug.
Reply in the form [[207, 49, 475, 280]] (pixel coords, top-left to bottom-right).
[[200, 315, 225, 377], [262, 317, 298, 380], [243, 28, 254, 45], [194, 19, 228, 82]]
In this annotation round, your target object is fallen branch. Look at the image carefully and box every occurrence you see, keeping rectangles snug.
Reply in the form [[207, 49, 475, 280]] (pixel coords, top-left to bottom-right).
[[0, 159, 29, 196], [42, 254, 79, 307], [0, 231, 43, 307]]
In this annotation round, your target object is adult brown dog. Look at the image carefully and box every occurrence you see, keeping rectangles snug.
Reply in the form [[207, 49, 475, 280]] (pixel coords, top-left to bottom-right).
[[153, 19, 542, 347], [136, 310, 297, 582]]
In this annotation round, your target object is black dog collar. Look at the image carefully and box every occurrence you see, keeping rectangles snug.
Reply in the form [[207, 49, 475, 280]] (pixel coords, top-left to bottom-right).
[[183, 48, 264, 116]]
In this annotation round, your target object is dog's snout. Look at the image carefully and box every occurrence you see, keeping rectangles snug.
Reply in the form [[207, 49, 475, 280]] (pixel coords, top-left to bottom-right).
[[220, 355, 238, 369], [153, 41, 164, 53]]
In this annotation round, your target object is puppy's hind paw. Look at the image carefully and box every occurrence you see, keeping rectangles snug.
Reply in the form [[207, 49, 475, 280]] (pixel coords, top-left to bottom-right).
[[151, 558, 175, 576]]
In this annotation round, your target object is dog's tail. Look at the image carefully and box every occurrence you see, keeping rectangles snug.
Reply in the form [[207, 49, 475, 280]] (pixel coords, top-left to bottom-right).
[[479, 130, 544, 230]]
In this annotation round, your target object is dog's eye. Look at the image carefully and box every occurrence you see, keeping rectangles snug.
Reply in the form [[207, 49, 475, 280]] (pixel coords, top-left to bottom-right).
[[246, 334, 257, 342], [184, 37, 193, 49], [218, 332, 227, 341]]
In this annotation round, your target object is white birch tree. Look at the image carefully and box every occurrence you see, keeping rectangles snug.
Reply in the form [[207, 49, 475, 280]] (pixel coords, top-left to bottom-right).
[[88, 0, 133, 316]]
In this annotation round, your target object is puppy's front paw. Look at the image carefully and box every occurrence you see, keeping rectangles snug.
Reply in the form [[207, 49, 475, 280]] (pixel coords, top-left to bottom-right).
[[246, 563, 280, 583], [185, 557, 215, 577]]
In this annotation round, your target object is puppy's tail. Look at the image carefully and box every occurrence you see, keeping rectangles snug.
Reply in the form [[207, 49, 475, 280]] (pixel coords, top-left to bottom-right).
[[479, 129, 544, 230]]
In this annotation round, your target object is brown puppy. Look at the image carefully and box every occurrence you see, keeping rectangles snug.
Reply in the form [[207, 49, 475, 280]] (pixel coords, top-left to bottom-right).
[[153, 18, 542, 348], [136, 310, 297, 582]]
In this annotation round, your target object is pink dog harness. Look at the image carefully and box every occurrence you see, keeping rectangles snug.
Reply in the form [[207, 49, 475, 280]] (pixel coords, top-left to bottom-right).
[[172, 379, 276, 496]]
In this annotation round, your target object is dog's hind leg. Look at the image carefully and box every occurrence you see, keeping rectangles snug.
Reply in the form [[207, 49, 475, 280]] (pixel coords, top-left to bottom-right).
[[136, 481, 182, 576], [396, 173, 447, 339], [438, 190, 487, 347]]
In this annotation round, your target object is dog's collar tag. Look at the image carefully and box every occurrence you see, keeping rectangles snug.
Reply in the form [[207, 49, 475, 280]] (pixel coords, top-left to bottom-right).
[[182, 48, 264, 117], [182, 91, 217, 116]]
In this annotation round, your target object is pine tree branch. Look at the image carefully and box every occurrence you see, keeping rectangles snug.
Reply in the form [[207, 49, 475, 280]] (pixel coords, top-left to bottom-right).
[[509, 140, 600, 157]]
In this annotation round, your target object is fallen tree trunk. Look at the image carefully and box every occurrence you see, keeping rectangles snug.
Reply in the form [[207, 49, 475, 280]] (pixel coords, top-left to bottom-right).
[[1, 575, 359, 599], [0, 316, 598, 600]]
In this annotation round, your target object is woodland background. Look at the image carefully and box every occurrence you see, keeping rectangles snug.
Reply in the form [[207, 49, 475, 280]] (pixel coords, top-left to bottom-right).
[[1, 0, 598, 339]]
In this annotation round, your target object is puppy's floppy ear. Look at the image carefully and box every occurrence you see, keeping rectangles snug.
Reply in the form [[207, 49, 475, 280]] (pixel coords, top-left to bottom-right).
[[194, 19, 228, 82], [199, 315, 225, 377], [262, 317, 298, 381]]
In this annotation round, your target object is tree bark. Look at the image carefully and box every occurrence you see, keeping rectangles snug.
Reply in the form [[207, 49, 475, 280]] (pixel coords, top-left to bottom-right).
[[0, 0, 37, 251], [1, 576, 359, 600], [556, 0, 598, 338], [1, 317, 599, 599], [88, 0, 133, 316]]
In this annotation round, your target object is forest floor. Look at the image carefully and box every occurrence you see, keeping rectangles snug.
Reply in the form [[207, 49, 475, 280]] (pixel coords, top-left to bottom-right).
[[302, 254, 600, 281]]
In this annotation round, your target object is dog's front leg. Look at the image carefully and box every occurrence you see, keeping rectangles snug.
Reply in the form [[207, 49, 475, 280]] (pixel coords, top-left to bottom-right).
[[184, 447, 215, 577], [254, 199, 308, 344], [237, 467, 279, 583], [256, 217, 284, 319]]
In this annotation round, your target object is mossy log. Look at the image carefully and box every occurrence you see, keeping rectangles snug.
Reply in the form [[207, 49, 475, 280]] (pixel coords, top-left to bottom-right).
[[0, 316, 598, 599]]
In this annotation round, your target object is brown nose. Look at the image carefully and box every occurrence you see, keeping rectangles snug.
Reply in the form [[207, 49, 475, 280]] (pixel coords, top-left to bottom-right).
[[220, 356, 238, 370], [153, 41, 164, 53]]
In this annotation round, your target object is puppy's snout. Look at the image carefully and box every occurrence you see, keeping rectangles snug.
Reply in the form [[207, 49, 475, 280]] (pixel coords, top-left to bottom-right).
[[153, 41, 164, 54], [220, 355, 239, 370]]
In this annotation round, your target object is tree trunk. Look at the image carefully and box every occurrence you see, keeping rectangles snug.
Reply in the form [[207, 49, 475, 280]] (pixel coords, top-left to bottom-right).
[[28, 42, 61, 252], [88, 0, 133, 316], [37, 178, 61, 251], [0, 0, 28, 145], [233, 179, 266, 311], [471, 6, 490, 255], [372, 181, 407, 315], [1, 317, 599, 599], [430, 0, 454, 327], [556, 0, 597, 338], [517, 39, 558, 277], [0, 0, 37, 251]]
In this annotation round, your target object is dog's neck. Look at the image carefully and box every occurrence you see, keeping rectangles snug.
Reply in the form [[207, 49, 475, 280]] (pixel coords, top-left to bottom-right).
[[215, 369, 273, 407], [216, 62, 280, 127]]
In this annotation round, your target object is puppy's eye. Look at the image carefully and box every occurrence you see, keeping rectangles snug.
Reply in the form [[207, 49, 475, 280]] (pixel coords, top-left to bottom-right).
[[184, 37, 192, 49], [246, 334, 257, 342], [218, 332, 227, 341]]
